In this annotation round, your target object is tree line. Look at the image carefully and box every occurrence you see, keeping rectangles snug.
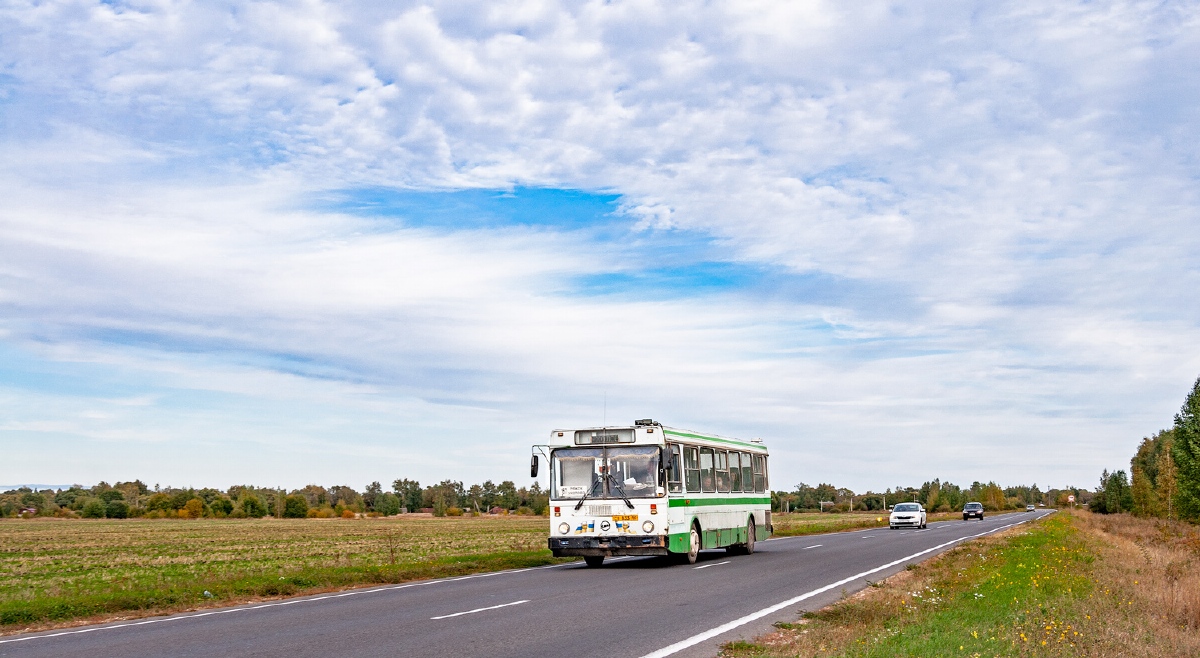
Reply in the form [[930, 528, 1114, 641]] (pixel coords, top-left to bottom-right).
[[1092, 375, 1200, 521], [771, 479, 1079, 513], [0, 478, 550, 520]]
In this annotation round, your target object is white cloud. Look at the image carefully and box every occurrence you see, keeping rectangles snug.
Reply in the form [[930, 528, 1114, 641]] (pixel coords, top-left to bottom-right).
[[1, 0, 1198, 489]]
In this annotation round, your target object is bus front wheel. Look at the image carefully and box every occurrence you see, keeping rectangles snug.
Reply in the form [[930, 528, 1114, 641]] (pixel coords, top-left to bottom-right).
[[584, 556, 604, 568]]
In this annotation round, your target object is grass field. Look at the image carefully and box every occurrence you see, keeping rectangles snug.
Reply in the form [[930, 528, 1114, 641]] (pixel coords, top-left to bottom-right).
[[722, 510, 1200, 657], [0, 515, 558, 632], [1, 509, 1031, 634]]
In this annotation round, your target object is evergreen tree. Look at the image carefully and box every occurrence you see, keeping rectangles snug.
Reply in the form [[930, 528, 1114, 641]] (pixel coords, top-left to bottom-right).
[[1171, 375, 1200, 520], [1093, 470, 1132, 514]]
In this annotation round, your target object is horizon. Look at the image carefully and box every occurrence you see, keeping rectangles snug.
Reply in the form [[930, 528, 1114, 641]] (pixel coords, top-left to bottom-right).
[[2, 2, 1198, 492]]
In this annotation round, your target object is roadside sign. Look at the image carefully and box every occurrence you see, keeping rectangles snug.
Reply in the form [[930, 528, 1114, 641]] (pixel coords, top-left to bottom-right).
[[1067, 494, 1075, 503]]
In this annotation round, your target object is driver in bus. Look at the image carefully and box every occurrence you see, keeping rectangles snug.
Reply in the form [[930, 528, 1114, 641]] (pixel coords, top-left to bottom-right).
[[622, 458, 656, 491]]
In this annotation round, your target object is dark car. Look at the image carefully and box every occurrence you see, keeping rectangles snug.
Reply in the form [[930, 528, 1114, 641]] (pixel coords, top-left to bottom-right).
[[963, 502, 984, 520]]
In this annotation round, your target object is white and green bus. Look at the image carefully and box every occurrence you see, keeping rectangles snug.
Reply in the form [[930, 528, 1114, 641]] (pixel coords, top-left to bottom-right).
[[532, 419, 771, 567]]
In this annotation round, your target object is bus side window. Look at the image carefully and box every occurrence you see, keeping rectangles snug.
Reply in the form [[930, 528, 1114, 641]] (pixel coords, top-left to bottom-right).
[[667, 445, 683, 494], [700, 448, 715, 492], [753, 454, 766, 493], [684, 447, 701, 493], [715, 450, 730, 493], [729, 452, 742, 492], [741, 453, 753, 493]]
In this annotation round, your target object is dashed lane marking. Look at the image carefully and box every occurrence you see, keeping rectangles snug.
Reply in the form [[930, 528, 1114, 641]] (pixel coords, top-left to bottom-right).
[[430, 600, 529, 620], [694, 561, 731, 570]]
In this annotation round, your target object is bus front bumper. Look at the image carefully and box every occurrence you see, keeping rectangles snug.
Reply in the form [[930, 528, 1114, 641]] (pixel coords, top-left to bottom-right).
[[549, 535, 668, 557]]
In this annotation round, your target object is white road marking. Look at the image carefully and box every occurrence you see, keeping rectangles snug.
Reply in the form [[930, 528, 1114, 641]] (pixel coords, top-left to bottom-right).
[[638, 516, 1043, 658], [430, 600, 528, 620], [693, 561, 730, 570], [860, 535, 874, 539], [0, 562, 568, 646], [802, 544, 821, 550]]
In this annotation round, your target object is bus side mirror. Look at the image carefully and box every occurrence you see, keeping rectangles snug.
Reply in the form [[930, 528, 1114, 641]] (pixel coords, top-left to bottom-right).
[[530, 455, 539, 478]]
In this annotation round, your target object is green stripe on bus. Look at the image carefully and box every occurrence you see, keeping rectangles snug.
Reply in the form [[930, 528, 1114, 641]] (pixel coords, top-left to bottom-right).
[[662, 429, 768, 450], [668, 497, 770, 507]]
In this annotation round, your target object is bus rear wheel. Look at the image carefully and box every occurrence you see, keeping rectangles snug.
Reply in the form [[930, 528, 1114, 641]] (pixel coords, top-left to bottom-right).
[[584, 556, 604, 568], [728, 518, 756, 555], [683, 524, 701, 565]]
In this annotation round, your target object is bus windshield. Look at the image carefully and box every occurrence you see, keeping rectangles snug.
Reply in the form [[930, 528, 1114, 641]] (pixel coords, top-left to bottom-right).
[[551, 446, 661, 500]]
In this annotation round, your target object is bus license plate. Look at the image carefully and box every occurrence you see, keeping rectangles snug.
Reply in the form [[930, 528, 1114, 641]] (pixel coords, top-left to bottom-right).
[[612, 515, 638, 521]]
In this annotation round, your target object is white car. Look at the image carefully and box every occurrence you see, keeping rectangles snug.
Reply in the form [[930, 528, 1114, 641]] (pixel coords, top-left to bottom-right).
[[889, 502, 927, 529]]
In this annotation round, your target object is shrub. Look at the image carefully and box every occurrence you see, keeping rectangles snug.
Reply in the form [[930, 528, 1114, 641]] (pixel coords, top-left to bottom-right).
[[98, 489, 125, 503], [145, 493, 174, 512], [81, 499, 106, 518], [282, 495, 308, 518], [182, 498, 206, 519], [306, 508, 320, 518], [54, 487, 86, 508], [105, 500, 129, 519], [210, 497, 234, 517], [341, 509, 356, 519], [239, 494, 267, 518], [375, 492, 402, 516], [19, 492, 46, 513], [445, 507, 464, 516]]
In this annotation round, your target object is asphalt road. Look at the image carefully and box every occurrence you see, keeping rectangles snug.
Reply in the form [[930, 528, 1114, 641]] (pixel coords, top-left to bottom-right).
[[1, 510, 1053, 658]]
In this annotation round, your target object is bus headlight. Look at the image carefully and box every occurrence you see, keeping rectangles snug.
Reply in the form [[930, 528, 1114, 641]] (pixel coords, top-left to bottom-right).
[[558, 522, 570, 535], [642, 520, 654, 533]]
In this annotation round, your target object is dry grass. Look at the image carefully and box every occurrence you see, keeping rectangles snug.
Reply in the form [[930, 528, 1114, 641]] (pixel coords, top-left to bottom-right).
[[1069, 512, 1200, 655]]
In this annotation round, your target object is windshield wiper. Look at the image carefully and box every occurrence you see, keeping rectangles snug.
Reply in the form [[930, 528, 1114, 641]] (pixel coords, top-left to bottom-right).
[[574, 478, 602, 511], [606, 473, 635, 509]]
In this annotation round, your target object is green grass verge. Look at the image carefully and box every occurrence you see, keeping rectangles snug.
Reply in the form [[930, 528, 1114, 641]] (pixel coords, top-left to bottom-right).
[[724, 512, 1095, 657]]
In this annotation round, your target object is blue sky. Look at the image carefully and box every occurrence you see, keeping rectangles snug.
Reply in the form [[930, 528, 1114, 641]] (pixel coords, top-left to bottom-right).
[[1, 0, 1198, 493]]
